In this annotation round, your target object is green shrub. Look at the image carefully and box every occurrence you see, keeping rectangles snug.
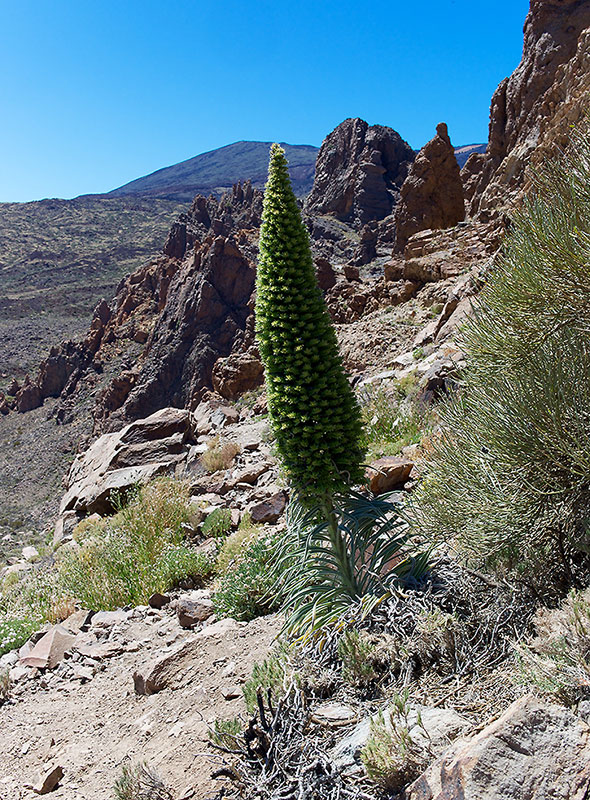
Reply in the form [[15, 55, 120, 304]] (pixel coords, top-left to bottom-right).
[[202, 508, 232, 539], [58, 478, 213, 609], [412, 125, 590, 581], [0, 669, 10, 704], [113, 762, 173, 800], [360, 385, 432, 460], [215, 514, 262, 576], [516, 588, 590, 704], [213, 533, 284, 621], [361, 692, 428, 792], [279, 493, 429, 639], [242, 646, 289, 713], [338, 629, 378, 687], [208, 717, 243, 750], [200, 437, 240, 474]]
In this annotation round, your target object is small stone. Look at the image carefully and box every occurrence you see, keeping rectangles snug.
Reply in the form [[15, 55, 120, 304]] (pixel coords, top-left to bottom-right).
[[221, 660, 237, 678], [249, 491, 287, 524], [20, 626, 77, 670], [366, 457, 414, 495], [177, 595, 214, 628], [148, 592, 170, 610], [22, 546, 39, 562], [90, 609, 129, 629], [221, 685, 241, 700], [33, 764, 64, 794], [312, 702, 358, 728]]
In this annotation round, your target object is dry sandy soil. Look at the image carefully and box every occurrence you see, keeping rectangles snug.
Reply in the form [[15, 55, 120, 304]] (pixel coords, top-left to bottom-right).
[[0, 609, 282, 800]]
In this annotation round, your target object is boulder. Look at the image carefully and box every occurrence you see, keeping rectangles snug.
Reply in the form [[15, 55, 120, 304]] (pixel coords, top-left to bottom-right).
[[366, 457, 414, 494], [19, 625, 76, 670], [176, 592, 215, 628], [21, 546, 39, 562], [405, 695, 590, 800], [394, 123, 465, 254], [134, 619, 241, 695], [249, 491, 287, 523], [59, 407, 194, 515]]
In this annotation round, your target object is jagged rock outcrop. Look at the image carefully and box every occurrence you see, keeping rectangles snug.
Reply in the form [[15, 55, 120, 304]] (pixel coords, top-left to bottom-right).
[[12, 299, 112, 414], [103, 235, 256, 427], [305, 118, 415, 227], [466, 0, 590, 218], [163, 181, 263, 259], [393, 123, 465, 253], [59, 407, 195, 516]]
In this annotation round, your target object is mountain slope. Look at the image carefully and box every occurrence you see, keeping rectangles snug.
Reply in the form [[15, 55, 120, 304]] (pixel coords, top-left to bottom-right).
[[108, 140, 320, 200]]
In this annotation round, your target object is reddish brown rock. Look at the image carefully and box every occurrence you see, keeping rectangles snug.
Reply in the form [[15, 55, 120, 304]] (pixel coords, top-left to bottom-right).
[[393, 123, 465, 253], [15, 376, 42, 413], [176, 593, 214, 628], [366, 457, 414, 495], [249, 491, 288, 524], [305, 118, 414, 227], [112, 235, 255, 424], [467, 1, 590, 219], [33, 763, 64, 795], [211, 349, 264, 400], [315, 257, 337, 291]]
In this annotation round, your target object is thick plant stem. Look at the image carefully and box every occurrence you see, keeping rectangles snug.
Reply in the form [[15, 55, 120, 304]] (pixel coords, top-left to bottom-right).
[[320, 496, 358, 599]]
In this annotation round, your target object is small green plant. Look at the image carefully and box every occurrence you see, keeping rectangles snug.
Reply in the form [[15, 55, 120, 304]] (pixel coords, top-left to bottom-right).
[[215, 514, 262, 576], [338, 629, 378, 687], [361, 692, 428, 792], [412, 347, 425, 360], [0, 669, 10, 704], [515, 588, 590, 704], [213, 532, 285, 621], [278, 493, 429, 639], [202, 508, 232, 539], [209, 717, 243, 750], [113, 761, 174, 800], [58, 478, 213, 609], [243, 646, 289, 713], [200, 437, 241, 474]]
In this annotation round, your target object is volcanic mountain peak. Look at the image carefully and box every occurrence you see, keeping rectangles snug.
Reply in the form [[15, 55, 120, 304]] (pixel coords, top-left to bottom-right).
[[108, 140, 320, 201]]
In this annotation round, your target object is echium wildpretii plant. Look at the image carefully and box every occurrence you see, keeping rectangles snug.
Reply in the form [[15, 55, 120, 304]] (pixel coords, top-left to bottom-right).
[[256, 143, 365, 503], [256, 146, 427, 636]]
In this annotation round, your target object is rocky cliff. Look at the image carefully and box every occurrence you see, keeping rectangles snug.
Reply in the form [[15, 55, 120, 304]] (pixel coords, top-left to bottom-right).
[[305, 118, 415, 227], [393, 123, 465, 253], [465, 0, 590, 218]]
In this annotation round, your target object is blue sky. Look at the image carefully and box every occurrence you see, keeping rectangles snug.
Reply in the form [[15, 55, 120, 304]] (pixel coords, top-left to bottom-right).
[[0, 0, 530, 202]]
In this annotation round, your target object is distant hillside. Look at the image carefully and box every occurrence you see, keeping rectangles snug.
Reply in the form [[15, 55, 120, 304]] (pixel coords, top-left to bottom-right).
[[454, 143, 487, 168], [109, 141, 320, 201], [0, 195, 185, 380]]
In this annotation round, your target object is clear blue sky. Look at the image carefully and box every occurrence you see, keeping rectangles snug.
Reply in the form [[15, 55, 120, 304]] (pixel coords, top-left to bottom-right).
[[0, 0, 530, 202]]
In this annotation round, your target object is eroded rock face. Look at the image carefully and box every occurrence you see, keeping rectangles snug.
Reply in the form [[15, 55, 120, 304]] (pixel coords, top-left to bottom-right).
[[405, 695, 590, 800], [305, 118, 415, 227], [393, 123, 465, 253], [467, 0, 590, 218], [109, 235, 255, 425], [59, 407, 195, 515]]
